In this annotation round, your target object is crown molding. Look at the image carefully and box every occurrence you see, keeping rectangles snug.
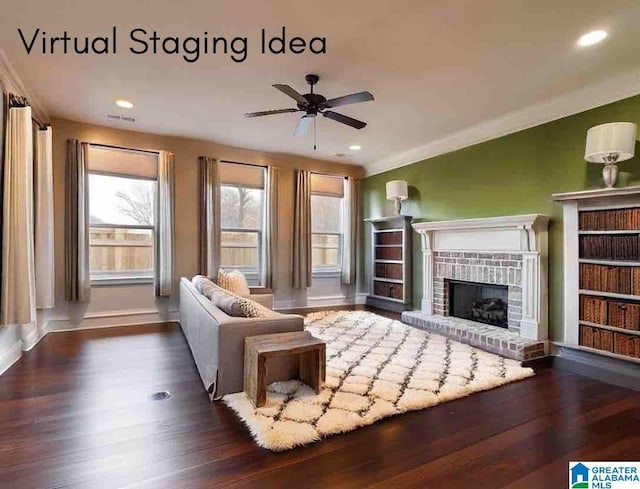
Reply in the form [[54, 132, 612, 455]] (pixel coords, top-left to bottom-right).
[[0, 49, 49, 124], [366, 69, 640, 176]]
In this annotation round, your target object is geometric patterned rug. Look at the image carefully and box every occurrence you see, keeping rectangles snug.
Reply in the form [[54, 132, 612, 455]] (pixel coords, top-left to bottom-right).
[[224, 310, 535, 451]]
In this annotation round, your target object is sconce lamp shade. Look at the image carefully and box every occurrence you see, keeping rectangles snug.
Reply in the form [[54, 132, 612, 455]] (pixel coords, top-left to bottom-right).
[[585, 122, 637, 163], [386, 180, 408, 201]]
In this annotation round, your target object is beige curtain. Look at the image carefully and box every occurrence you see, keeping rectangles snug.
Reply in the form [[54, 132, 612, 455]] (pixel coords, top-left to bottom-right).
[[265, 166, 280, 289], [342, 177, 360, 285], [65, 139, 90, 301], [1, 106, 36, 326], [198, 156, 220, 278], [34, 127, 55, 308], [292, 169, 312, 289], [155, 151, 175, 297]]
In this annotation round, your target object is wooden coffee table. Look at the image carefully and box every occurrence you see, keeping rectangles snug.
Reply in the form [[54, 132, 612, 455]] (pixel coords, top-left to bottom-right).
[[244, 331, 326, 408]]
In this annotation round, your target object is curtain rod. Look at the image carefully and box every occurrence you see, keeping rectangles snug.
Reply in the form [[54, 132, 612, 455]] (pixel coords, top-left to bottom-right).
[[219, 159, 267, 169], [219, 160, 349, 179], [311, 170, 348, 179], [7, 92, 48, 129], [89, 142, 160, 155], [8, 93, 27, 108]]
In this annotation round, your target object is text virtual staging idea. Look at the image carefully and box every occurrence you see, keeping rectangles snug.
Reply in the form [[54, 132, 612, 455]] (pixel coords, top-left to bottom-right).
[[17, 26, 327, 63]]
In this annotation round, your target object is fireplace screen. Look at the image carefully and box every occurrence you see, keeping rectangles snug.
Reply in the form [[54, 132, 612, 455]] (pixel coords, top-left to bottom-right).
[[448, 280, 508, 328]]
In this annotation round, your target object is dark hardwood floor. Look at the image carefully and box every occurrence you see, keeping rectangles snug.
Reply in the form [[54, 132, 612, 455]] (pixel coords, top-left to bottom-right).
[[1, 323, 639, 488]]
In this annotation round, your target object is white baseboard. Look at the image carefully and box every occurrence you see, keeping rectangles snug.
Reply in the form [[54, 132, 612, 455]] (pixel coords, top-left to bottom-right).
[[274, 296, 358, 310], [21, 328, 40, 351], [355, 293, 368, 305], [0, 340, 23, 376], [47, 309, 180, 332], [0, 309, 181, 377]]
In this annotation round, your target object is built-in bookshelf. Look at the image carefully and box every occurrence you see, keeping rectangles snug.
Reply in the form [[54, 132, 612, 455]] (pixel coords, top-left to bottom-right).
[[554, 187, 640, 362], [365, 215, 412, 313]]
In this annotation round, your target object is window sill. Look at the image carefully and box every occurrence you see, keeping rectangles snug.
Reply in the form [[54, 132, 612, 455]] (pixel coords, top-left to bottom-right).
[[249, 287, 272, 295], [90, 277, 154, 287], [312, 268, 342, 279]]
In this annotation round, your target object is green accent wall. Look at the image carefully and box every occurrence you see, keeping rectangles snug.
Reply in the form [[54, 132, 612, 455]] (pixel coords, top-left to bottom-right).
[[362, 95, 640, 340]]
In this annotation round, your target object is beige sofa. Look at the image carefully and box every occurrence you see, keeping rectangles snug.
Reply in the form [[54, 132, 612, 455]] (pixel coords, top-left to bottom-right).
[[179, 277, 304, 399]]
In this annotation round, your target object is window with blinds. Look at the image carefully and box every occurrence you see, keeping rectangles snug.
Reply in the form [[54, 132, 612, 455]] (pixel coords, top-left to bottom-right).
[[310, 173, 345, 273], [87, 145, 158, 284], [219, 162, 267, 286]]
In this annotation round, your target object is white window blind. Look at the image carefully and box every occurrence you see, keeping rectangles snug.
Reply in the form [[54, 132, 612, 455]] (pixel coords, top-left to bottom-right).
[[310, 173, 345, 197], [219, 161, 265, 188], [88, 145, 158, 180]]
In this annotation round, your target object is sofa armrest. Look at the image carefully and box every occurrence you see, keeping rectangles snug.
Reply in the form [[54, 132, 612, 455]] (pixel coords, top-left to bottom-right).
[[216, 314, 304, 395]]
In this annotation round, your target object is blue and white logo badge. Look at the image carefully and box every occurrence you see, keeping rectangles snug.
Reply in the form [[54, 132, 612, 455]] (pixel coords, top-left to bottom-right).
[[569, 462, 640, 489]]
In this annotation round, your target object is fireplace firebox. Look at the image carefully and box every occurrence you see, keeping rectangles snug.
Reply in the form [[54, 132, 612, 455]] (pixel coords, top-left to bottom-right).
[[448, 280, 508, 328]]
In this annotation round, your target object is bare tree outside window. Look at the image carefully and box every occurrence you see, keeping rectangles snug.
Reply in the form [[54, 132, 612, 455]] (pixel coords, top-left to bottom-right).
[[311, 194, 343, 269], [220, 184, 265, 285], [221, 186, 262, 228], [88, 174, 156, 282], [115, 182, 155, 226]]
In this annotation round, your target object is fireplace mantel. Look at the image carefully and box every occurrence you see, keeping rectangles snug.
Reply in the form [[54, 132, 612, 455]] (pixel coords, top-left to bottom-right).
[[412, 214, 550, 340], [412, 214, 549, 253]]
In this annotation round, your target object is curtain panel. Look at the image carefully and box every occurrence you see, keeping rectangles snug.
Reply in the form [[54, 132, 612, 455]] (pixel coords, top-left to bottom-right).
[[34, 127, 55, 308], [65, 139, 91, 301], [1, 106, 36, 326], [341, 177, 360, 285], [198, 156, 220, 278], [292, 169, 312, 289], [155, 151, 175, 297], [265, 166, 280, 289]]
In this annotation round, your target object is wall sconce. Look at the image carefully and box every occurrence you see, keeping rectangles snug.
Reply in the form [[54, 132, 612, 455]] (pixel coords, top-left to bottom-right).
[[386, 180, 408, 215]]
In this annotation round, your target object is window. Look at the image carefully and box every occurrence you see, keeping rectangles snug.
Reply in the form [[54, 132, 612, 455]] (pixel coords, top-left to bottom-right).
[[311, 174, 345, 273], [88, 146, 158, 284], [219, 162, 266, 286]]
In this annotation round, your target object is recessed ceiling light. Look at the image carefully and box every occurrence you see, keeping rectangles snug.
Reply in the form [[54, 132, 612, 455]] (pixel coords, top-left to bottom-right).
[[349, 145, 362, 151], [577, 30, 608, 47], [115, 99, 134, 109]]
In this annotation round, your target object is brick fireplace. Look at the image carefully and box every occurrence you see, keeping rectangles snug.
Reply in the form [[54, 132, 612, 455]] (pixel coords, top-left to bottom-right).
[[433, 252, 523, 331], [402, 214, 550, 360]]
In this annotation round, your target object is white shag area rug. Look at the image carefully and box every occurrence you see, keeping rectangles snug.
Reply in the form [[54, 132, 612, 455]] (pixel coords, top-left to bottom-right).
[[224, 310, 534, 451]]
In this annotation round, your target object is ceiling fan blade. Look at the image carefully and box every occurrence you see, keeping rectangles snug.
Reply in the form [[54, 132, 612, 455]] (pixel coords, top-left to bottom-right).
[[273, 84, 309, 106], [322, 111, 367, 129], [244, 108, 299, 118], [294, 115, 315, 136], [324, 91, 374, 109]]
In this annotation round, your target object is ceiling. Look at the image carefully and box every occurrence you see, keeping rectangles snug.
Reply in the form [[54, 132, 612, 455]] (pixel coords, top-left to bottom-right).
[[2, 0, 640, 174]]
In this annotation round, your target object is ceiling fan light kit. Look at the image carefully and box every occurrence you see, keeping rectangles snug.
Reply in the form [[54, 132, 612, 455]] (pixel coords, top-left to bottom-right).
[[244, 74, 374, 148]]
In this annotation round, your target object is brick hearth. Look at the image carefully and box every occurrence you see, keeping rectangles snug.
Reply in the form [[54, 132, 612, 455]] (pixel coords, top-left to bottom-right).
[[402, 311, 547, 361]]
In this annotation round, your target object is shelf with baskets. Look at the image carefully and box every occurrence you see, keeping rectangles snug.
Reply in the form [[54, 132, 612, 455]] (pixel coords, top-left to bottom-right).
[[365, 215, 412, 313]]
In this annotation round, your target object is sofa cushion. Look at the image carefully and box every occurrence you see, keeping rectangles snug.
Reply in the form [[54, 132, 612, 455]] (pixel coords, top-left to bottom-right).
[[217, 269, 251, 296]]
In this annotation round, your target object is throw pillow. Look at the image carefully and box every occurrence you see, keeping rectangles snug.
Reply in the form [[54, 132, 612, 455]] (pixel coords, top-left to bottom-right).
[[209, 290, 245, 317], [192, 275, 224, 298], [217, 269, 251, 296], [236, 297, 271, 318]]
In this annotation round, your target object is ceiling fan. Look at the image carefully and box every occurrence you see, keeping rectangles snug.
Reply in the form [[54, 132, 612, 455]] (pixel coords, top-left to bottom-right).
[[243, 74, 374, 141]]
